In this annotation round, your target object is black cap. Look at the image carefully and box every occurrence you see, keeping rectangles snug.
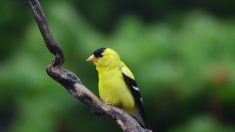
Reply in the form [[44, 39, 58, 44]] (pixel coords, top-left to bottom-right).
[[93, 48, 106, 58]]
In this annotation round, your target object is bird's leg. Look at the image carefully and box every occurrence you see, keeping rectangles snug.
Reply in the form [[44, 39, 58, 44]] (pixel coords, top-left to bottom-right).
[[91, 102, 122, 115]]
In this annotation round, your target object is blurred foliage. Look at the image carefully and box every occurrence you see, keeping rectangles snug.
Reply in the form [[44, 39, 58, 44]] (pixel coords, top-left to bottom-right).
[[0, 0, 235, 132]]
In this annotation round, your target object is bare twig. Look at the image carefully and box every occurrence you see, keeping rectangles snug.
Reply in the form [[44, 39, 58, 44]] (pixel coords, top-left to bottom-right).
[[27, 0, 151, 131]]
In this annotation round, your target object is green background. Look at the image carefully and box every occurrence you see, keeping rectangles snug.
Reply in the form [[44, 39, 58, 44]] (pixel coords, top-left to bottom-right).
[[0, 0, 235, 132]]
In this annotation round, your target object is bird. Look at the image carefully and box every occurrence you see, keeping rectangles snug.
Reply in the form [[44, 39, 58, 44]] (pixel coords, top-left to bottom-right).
[[86, 48, 149, 128]]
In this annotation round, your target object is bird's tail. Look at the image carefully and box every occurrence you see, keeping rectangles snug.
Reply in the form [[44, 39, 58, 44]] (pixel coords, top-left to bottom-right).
[[129, 110, 150, 129]]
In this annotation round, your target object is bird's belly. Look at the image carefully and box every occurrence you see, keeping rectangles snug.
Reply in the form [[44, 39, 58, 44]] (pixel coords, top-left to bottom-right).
[[98, 72, 135, 111]]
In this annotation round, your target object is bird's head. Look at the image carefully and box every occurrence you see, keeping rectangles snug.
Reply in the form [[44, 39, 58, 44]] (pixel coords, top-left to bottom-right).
[[86, 48, 120, 68]]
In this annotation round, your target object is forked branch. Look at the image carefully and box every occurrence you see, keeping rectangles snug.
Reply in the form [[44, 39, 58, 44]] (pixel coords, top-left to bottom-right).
[[27, 0, 151, 131]]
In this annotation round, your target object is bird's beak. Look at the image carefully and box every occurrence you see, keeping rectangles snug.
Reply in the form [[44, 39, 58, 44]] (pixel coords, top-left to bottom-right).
[[86, 55, 97, 62]]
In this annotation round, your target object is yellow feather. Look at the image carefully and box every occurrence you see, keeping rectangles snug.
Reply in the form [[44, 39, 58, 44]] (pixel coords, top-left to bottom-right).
[[94, 48, 136, 111], [87, 48, 149, 128]]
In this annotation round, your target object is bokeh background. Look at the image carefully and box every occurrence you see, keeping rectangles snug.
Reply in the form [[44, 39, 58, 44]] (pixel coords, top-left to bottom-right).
[[0, 0, 235, 132]]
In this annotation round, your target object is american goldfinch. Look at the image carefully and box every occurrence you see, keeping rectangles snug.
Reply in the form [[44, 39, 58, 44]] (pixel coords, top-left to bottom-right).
[[86, 48, 149, 128]]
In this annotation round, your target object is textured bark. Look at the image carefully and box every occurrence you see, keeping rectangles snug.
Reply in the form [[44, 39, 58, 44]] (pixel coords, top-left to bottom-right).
[[27, 0, 152, 131]]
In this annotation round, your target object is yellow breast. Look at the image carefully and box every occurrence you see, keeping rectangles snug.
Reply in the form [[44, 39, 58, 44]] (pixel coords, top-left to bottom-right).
[[98, 67, 135, 111]]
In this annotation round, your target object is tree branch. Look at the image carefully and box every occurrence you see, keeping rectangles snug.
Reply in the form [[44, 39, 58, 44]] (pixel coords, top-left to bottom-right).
[[27, 0, 151, 131]]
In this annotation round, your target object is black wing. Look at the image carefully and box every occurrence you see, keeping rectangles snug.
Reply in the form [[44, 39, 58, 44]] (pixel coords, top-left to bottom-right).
[[121, 71, 149, 128]]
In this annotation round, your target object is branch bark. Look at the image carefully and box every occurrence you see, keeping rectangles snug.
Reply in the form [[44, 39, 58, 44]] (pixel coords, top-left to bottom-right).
[[27, 0, 152, 131]]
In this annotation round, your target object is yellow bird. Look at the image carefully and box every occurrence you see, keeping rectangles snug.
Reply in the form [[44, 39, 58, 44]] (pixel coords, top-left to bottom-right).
[[86, 48, 149, 128]]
